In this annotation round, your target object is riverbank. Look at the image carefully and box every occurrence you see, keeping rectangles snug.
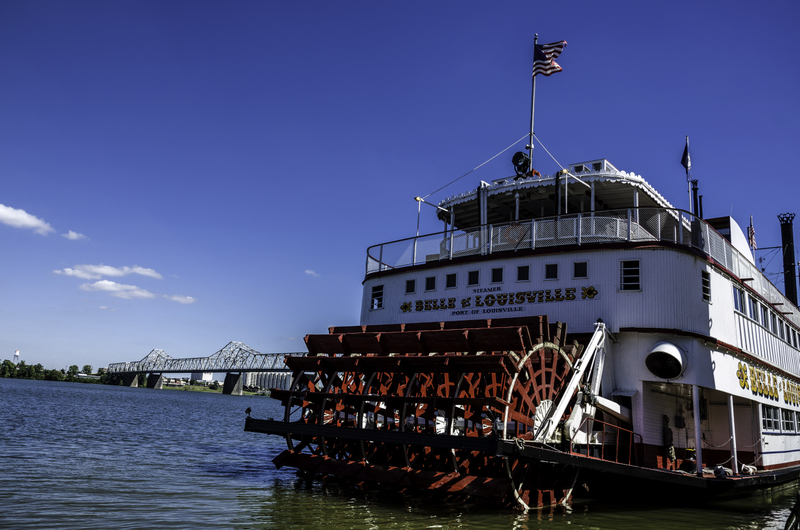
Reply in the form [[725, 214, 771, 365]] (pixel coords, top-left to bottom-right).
[[161, 384, 267, 396]]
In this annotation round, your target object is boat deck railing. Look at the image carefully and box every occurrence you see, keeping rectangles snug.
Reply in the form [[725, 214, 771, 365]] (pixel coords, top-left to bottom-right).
[[366, 207, 799, 330], [568, 417, 644, 466]]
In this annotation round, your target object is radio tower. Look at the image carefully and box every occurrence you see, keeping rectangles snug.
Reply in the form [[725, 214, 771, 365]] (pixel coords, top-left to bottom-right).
[[13, 350, 20, 365]]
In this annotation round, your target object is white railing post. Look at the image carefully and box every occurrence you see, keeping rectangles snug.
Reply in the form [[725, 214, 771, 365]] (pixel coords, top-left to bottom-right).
[[449, 229, 455, 260], [412, 238, 418, 266], [656, 210, 661, 241], [379, 245, 384, 272], [577, 213, 582, 245], [531, 219, 536, 249], [488, 224, 493, 254], [627, 209, 632, 242]]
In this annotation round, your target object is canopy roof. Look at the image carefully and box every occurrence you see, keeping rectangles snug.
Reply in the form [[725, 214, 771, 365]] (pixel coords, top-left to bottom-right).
[[437, 159, 674, 229]]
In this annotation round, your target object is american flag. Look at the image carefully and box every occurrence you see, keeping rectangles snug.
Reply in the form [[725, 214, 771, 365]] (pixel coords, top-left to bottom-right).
[[748, 215, 757, 250], [532, 41, 567, 77]]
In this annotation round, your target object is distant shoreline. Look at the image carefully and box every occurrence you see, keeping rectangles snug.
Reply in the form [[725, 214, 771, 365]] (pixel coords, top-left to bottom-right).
[[160, 384, 268, 396]]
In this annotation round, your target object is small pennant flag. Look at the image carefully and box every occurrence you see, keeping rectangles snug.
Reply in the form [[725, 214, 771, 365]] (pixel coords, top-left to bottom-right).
[[532, 41, 567, 77], [681, 136, 691, 173]]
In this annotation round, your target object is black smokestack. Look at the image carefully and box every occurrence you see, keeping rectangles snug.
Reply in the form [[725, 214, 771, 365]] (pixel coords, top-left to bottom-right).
[[779, 213, 798, 306]]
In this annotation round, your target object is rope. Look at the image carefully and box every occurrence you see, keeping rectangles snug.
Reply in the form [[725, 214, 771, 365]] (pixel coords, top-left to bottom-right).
[[747, 454, 763, 465], [739, 437, 763, 448], [421, 133, 529, 200], [702, 436, 732, 448]]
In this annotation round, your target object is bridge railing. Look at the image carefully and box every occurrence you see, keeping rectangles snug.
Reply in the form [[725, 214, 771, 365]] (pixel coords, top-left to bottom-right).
[[106, 352, 306, 374]]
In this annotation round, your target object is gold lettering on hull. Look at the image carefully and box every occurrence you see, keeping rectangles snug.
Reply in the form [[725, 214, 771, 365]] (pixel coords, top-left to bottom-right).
[[400, 286, 594, 314], [737, 361, 800, 406]]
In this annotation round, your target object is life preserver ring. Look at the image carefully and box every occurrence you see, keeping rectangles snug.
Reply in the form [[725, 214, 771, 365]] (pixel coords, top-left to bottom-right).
[[503, 223, 526, 244]]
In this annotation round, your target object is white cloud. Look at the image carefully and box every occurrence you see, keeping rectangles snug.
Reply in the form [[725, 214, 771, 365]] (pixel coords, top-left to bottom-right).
[[54, 264, 163, 280], [62, 231, 87, 240], [99, 306, 117, 311], [0, 204, 55, 235], [79, 280, 155, 299], [164, 294, 197, 304], [305, 269, 320, 277]]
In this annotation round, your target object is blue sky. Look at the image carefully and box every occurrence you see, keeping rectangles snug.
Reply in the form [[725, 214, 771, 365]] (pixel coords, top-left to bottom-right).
[[2, 1, 799, 370]]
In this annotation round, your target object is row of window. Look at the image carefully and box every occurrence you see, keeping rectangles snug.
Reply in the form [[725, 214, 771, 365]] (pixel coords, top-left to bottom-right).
[[370, 260, 644, 311], [373, 260, 642, 308], [734, 287, 799, 348], [763, 405, 799, 433], [405, 262, 590, 294]]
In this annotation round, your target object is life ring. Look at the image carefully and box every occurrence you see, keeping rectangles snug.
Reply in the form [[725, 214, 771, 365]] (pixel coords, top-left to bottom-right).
[[503, 223, 526, 245]]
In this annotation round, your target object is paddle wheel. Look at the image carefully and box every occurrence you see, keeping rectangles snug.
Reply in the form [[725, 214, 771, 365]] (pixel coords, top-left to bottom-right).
[[247, 315, 599, 509]]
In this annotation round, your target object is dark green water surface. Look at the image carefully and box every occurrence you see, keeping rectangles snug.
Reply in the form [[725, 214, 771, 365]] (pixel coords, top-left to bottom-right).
[[0, 378, 795, 529]]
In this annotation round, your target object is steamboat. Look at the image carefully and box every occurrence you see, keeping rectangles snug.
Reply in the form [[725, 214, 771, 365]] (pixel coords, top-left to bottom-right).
[[246, 44, 800, 510]]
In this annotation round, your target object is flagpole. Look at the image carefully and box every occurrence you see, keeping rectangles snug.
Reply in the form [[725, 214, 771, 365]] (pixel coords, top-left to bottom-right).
[[683, 135, 692, 213], [528, 34, 537, 176]]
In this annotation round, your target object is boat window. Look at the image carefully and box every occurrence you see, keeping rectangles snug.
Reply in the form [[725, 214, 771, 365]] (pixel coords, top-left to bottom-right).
[[545, 264, 558, 280], [574, 262, 587, 279], [406, 279, 416, 294], [491, 268, 503, 283], [771, 313, 778, 335], [761, 305, 770, 328], [783, 409, 796, 432], [517, 265, 530, 282], [762, 405, 780, 432], [370, 285, 384, 310], [701, 271, 711, 303], [468, 270, 479, 286], [425, 277, 436, 291], [749, 297, 759, 322], [620, 260, 640, 291], [793, 329, 798, 348], [446, 273, 456, 289], [780, 321, 786, 341], [733, 287, 743, 312]]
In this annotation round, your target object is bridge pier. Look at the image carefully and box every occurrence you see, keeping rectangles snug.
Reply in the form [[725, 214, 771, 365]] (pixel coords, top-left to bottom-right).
[[268, 372, 291, 391], [223, 372, 243, 395], [122, 374, 139, 387], [147, 373, 164, 389]]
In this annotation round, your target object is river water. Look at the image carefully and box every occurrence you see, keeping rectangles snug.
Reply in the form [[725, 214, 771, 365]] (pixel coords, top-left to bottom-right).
[[0, 377, 796, 529]]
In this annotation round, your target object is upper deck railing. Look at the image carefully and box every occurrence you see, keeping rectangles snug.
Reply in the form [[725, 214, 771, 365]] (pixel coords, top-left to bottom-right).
[[366, 207, 800, 330]]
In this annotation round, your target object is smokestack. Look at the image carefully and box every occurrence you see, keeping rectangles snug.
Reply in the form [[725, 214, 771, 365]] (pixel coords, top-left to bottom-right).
[[691, 180, 699, 217], [779, 213, 798, 306]]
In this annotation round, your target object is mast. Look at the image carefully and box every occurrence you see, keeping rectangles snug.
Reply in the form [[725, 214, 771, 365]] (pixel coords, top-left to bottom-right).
[[528, 34, 537, 175]]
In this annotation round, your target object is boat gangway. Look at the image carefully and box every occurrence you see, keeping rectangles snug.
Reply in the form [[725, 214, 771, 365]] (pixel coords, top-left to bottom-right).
[[106, 341, 303, 395]]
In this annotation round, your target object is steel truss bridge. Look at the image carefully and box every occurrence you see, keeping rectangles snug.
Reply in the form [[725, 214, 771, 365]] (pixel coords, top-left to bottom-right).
[[106, 341, 303, 374]]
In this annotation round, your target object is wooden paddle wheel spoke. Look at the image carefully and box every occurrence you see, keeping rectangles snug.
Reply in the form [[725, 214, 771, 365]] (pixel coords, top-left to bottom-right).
[[320, 370, 366, 459], [400, 369, 458, 472], [283, 370, 327, 453], [359, 371, 409, 465], [450, 369, 509, 477]]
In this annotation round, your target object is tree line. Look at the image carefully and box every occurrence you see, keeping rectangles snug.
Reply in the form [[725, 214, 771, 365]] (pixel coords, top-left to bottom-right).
[[0, 360, 112, 384]]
